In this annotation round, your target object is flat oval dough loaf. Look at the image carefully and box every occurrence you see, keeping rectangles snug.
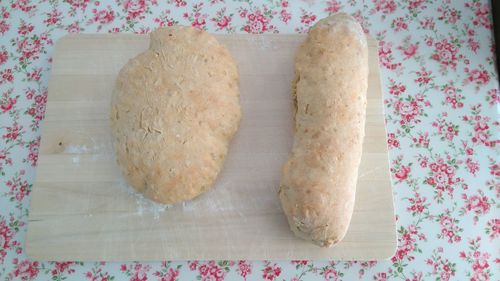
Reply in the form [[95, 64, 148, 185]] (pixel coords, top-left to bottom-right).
[[111, 26, 241, 204], [279, 13, 368, 247]]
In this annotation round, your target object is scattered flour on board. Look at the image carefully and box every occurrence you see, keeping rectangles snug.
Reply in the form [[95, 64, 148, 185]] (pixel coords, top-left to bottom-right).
[[64, 139, 115, 163], [257, 37, 275, 50], [64, 140, 171, 220], [64, 141, 235, 219], [117, 177, 172, 220], [245, 36, 277, 50], [64, 144, 89, 165], [116, 177, 234, 214], [63, 137, 112, 154], [64, 144, 90, 154], [180, 179, 234, 212]]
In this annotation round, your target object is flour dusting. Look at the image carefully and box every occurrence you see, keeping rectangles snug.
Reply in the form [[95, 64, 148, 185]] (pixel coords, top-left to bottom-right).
[[65, 145, 89, 164], [65, 139, 115, 162], [245, 36, 277, 50], [181, 179, 234, 212], [63, 137, 171, 219], [64, 144, 90, 154], [118, 177, 171, 220], [257, 36, 276, 50], [64, 137, 113, 155]]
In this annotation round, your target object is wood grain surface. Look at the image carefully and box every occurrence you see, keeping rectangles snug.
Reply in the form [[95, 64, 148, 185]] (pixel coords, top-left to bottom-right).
[[26, 34, 396, 261]]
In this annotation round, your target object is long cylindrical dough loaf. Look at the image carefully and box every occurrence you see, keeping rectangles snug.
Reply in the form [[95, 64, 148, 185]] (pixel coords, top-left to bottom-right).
[[279, 13, 368, 247]]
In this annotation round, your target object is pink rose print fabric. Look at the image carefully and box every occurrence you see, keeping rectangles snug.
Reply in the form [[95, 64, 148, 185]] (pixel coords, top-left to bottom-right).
[[0, 0, 498, 280]]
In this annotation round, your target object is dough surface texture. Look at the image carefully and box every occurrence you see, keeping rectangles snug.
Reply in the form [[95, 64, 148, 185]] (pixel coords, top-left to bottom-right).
[[279, 13, 368, 247], [111, 26, 241, 204]]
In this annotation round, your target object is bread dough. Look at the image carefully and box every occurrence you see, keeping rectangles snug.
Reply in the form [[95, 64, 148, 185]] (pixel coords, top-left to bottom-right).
[[279, 14, 368, 247], [111, 26, 241, 204]]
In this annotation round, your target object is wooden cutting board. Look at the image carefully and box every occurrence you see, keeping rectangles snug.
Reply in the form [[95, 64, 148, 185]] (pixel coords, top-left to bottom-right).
[[26, 34, 396, 261]]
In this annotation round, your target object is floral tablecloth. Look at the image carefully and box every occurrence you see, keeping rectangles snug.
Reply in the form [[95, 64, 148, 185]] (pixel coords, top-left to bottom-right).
[[0, 0, 499, 280]]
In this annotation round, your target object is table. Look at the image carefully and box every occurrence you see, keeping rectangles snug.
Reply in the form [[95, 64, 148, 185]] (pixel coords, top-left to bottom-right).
[[0, 0, 498, 280]]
